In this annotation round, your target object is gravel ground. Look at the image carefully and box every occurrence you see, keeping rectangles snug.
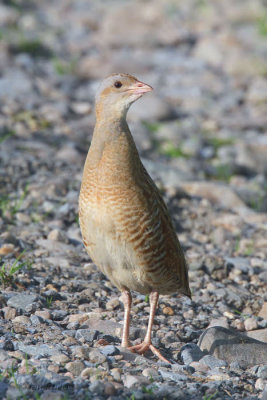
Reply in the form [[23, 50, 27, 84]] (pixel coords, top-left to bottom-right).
[[0, 0, 267, 399]]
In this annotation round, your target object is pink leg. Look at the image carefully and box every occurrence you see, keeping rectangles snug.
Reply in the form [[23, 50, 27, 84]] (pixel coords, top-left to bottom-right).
[[121, 290, 132, 348], [128, 291, 170, 363]]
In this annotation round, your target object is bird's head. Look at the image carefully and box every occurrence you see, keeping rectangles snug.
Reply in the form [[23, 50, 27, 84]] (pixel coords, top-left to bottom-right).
[[95, 73, 153, 119]]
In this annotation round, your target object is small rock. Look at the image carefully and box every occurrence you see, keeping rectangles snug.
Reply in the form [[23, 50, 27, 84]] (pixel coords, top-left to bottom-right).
[[47, 229, 67, 242], [40, 390, 65, 400], [50, 354, 70, 364], [123, 374, 149, 389], [0, 382, 8, 399], [65, 360, 85, 376], [35, 310, 51, 320], [80, 368, 91, 378], [255, 378, 265, 391], [75, 329, 98, 343], [162, 306, 174, 316], [17, 343, 61, 357], [180, 343, 204, 364], [199, 355, 228, 369], [110, 368, 122, 381], [142, 367, 160, 379], [245, 329, 267, 343], [159, 369, 187, 382], [104, 382, 116, 396], [89, 349, 107, 364], [68, 313, 88, 324], [89, 380, 105, 395], [106, 298, 120, 310], [190, 361, 209, 373], [12, 315, 30, 324], [0, 243, 15, 255], [30, 315, 43, 325], [198, 326, 267, 368], [244, 317, 258, 331], [258, 303, 267, 320], [257, 366, 267, 379], [99, 345, 120, 357], [7, 294, 38, 311], [71, 346, 90, 360], [2, 307, 16, 320]]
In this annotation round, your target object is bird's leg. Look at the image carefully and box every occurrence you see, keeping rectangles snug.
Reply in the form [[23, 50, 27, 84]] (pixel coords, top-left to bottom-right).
[[121, 290, 132, 348], [129, 291, 170, 363]]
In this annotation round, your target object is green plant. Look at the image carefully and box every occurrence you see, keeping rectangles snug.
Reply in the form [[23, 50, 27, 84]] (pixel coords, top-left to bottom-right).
[[0, 184, 28, 217], [212, 164, 232, 183], [1, 365, 27, 400], [258, 14, 267, 36], [127, 394, 136, 400], [206, 137, 234, 152], [203, 391, 218, 400], [233, 309, 251, 320], [0, 129, 15, 144], [53, 57, 78, 75], [142, 385, 156, 395], [145, 294, 149, 303], [0, 251, 30, 287], [243, 242, 254, 256], [16, 38, 52, 58], [46, 296, 54, 309], [160, 143, 190, 159], [142, 121, 161, 133]]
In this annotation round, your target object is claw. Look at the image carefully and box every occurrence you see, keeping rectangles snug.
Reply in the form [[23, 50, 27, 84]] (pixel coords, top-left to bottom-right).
[[128, 342, 171, 363]]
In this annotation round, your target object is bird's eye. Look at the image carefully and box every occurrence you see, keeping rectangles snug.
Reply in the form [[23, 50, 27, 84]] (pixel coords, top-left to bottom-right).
[[114, 81, 122, 89]]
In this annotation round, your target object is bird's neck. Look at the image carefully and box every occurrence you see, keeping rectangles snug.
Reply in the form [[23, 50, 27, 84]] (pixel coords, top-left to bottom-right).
[[86, 110, 140, 172]]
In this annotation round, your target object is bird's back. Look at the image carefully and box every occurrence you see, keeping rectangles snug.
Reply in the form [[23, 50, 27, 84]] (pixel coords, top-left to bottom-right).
[[79, 121, 190, 297]]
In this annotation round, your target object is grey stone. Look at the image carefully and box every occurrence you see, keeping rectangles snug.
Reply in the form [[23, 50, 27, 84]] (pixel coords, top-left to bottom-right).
[[159, 369, 188, 382], [142, 158, 194, 187], [30, 315, 43, 325], [257, 365, 267, 379], [65, 360, 85, 376], [0, 70, 32, 100], [88, 349, 107, 364], [180, 343, 205, 364], [123, 374, 149, 389], [199, 355, 228, 369], [75, 329, 98, 343], [0, 382, 8, 398], [99, 345, 120, 356], [198, 326, 267, 368], [89, 380, 105, 395], [16, 374, 51, 389], [40, 390, 65, 400], [7, 294, 38, 311], [17, 343, 62, 357]]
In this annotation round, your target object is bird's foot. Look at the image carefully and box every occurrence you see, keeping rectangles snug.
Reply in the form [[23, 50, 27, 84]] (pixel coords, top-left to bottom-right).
[[128, 342, 170, 363]]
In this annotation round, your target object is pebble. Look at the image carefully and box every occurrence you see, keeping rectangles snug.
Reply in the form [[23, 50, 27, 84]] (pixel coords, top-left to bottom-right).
[[198, 326, 267, 367], [244, 317, 258, 331], [50, 354, 70, 364], [199, 355, 228, 369], [99, 345, 120, 357], [65, 360, 85, 376], [75, 329, 99, 343], [180, 343, 204, 364], [88, 349, 107, 364], [7, 294, 38, 311], [106, 298, 120, 310]]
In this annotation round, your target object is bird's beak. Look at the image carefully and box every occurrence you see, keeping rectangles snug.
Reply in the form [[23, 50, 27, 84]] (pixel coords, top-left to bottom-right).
[[127, 80, 153, 95]]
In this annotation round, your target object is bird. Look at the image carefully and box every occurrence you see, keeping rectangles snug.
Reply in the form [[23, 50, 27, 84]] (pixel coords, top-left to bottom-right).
[[79, 73, 191, 362]]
